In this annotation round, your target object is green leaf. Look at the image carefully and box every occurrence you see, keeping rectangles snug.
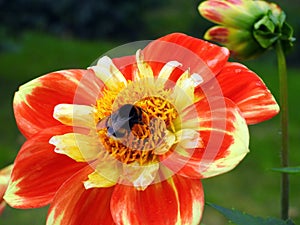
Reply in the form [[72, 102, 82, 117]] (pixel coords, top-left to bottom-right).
[[280, 21, 295, 53], [253, 29, 279, 48], [254, 13, 275, 33], [253, 9, 295, 51], [271, 166, 300, 174], [253, 12, 279, 49], [281, 22, 294, 40], [206, 202, 296, 225]]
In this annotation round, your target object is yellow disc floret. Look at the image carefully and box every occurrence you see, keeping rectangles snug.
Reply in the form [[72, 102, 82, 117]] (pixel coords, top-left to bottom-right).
[[95, 81, 178, 166]]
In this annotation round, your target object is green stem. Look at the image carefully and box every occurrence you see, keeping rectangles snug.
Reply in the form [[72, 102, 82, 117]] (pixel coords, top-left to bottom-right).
[[275, 40, 289, 220]]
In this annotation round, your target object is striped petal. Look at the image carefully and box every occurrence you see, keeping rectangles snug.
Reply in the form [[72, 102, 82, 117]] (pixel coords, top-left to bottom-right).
[[112, 55, 136, 81], [122, 162, 160, 190], [89, 56, 127, 89], [4, 126, 87, 208], [47, 165, 115, 225], [111, 175, 204, 225], [216, 62, 280, 124], [53, 104, 96, 129], [83, 159, 120, 189], [111, 33, 229, 86], [13, 69, 101, 138], [161, 97, 249, 179], [0, 164, 13, 215], [142, 33, 229, 82], [172, 70, 197, 109], [176, 129, 203, 149], [50, 133, 100, 162], [134, 49, 154, 80], [157, 60, 182, 81]]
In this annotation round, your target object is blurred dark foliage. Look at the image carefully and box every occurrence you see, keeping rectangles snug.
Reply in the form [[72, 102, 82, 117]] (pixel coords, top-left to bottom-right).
[[0, 0, 298, 66], [0, 0, 164, 41]]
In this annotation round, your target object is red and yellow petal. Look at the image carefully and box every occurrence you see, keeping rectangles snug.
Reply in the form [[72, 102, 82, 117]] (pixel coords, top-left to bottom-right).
[[142, 33, 229, 82], [4, 126, 87, 208], [14, 69, 102, 138], [216, 62, 279, 124], [50, 133, 100, 163], [111, 33, 229, 85], [111, 175, 204, 225], [89, 56, 128, 89], [0, 164, 13, 215], [47, 165, 115, 225], [161, 97, 249, 179], [112, 55, 136, 81]]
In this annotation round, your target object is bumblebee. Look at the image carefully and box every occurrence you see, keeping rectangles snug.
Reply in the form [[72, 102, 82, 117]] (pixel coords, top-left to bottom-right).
[[97, 104, 144, 138]]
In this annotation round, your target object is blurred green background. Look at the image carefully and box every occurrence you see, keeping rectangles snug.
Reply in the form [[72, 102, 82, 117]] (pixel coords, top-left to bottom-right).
[[0, 0, 299, 224]]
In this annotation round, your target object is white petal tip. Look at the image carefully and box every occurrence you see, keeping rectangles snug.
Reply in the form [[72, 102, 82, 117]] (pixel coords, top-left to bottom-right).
[[53, 148, 64, 154], [83, 181, 94, 190], [191, 73, 204, 86], [49, 136, 57, 146]]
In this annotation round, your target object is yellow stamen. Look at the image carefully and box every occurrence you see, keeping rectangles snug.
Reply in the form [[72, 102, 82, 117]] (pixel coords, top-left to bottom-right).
[[95, 84, 178, 165], [95, 82, 126, 120]]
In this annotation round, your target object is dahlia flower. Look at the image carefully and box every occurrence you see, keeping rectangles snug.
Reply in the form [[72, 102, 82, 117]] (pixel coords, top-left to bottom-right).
[[4, 33, 279, 224]]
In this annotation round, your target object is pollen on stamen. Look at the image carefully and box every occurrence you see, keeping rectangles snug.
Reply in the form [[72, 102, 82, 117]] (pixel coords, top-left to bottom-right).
[[96, 95, 179, 166]]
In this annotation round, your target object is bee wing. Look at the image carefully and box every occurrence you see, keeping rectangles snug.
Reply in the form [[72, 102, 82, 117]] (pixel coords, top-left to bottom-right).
[[96, 116, 109, 131], [112, 116, 132, 131]]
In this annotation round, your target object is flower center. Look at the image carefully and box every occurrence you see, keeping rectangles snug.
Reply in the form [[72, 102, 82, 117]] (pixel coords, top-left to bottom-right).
[[95, 83, 178, 165]]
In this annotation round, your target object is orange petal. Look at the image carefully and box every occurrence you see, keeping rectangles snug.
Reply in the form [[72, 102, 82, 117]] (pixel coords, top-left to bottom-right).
[[161, 97, 249, 179], [142, 33, 229, 83], [47, 165, 115, 225], [4, 126, 87, 208], [216, 62, 279, 124], [13, 69, 102, 138], [112, 55, 136, 81], [113, 33, 229, 86], [111, 175, 204, 225]]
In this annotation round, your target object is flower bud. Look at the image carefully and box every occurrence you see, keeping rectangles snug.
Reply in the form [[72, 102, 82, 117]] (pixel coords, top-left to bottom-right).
[[199, 0, 295, 60]]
